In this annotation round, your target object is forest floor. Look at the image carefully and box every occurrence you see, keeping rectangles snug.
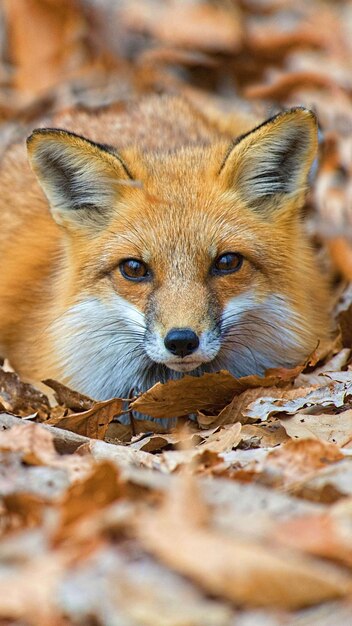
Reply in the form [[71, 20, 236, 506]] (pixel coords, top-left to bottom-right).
[[2, 1, 352, 624]]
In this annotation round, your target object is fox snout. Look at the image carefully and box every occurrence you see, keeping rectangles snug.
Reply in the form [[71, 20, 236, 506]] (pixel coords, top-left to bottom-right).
[[164, 328, 200, 358], [143, 280, 222, 372], [144, 321, 221, 372]]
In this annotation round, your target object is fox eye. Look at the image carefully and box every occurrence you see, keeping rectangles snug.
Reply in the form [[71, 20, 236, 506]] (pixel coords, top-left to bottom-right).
[[119, 259, 150, 281], [212, 252, 243, 275]]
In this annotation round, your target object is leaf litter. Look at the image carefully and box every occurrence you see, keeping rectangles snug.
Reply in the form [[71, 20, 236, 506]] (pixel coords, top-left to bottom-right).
[[2, 0, 352, 624]]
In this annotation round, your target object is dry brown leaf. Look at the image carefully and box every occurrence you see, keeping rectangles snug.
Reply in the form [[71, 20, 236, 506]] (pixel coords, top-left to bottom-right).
[[0, 554, 67, 625], [84, 438, 161, 471], [130, 425, 214, 453], [134, 435, 171, 453], [258, 439, 344, 489], [274, 508, 352, 568], [2, 0, 352, 621], [43, 378, 93, 412], [131, 371, 243, 419], [295, 349, 351, 387], [58, 461, 123, 534], [327, 238, 352, 282], [136, 473, 351, 608], [154, 425, 242, 471], [46, 397, 123, 439], [0, 367, 50, 419], [132, 364, 307, 419], [247, 28, 324, 60], [105, 416, 172, 444], [123, 0, 243, 53], [229, 439, 346, 495], [244, 381, 352, 421], [197, 385, 311, 428], [0, 422, 60, 466], [0, 420, 92, 480], [3, 0, 92, 97], [198, 423, 242, 454], [240, 422, 290, 448], [280, 410, 352, 447], [338, 303, 352, 350], [294, 457, 352, 502], [245, 71, 334, 100], [2, 492, 46, 531]]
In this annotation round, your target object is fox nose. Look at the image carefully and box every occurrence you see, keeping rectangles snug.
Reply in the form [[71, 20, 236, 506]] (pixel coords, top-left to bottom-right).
[[164, 328, 200, 358]]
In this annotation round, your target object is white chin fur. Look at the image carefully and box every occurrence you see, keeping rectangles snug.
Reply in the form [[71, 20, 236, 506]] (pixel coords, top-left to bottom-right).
[[165, 361, 203, 372]]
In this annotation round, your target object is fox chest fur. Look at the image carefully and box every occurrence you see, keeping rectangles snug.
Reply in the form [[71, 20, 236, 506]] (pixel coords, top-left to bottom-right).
[[0, 95, 330, 399]]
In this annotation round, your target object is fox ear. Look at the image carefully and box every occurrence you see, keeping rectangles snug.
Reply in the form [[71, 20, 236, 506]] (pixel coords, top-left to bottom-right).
[[27, 129, 133, 230], [219, 108, 318, 216]]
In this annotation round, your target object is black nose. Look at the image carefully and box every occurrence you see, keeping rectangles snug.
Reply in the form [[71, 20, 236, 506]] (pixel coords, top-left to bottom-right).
[[164, 328, 200, 358]]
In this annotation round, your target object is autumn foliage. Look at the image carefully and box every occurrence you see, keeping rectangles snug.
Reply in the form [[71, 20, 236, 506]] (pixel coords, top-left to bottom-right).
[[2, 1, 352, 624]]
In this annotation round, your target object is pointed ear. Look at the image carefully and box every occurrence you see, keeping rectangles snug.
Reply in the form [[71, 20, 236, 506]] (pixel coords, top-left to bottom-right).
[[219, 108, 318, 216], [27, 129, 134, 230]]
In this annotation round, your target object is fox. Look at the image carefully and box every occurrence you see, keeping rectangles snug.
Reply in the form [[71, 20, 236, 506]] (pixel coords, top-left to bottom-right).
[[0, 95, 330, 401]]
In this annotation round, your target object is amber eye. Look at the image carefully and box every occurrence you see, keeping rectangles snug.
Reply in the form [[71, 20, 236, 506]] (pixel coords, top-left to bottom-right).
[[212, 252, 243, 275], [119, 259, 150, 282]]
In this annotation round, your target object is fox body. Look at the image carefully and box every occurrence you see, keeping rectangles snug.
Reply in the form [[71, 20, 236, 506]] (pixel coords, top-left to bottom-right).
[[0, 95, 330, 399]]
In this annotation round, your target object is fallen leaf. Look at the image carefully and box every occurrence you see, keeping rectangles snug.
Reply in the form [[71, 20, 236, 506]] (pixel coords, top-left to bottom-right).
[[134, 435, 171, 453], [280, 410, 352, 447], [337, 286, 352, 349], [295, 349, 351, 387], [3, 492, 46, 531], [327, 238, 352, 282], [0, 422, 60, 466], [46, 397, 123, 439], [240, 422, 290, 448], [43, 379, 93, 412], [3, 0, 92, 97], [0, 367, 50, 419], [136, 472, 351, 609], [245, 71, 334, 101], [197, 385, 310, 428], [132, 364, 308, 419], [244, 381, 352, 421], [0, 420, 92, 480], [84, 438, 162, 471], [105, 416, 171, 444], [123, 0, 243, 53], [0, 554, 67, 625], [295, 458, 352, 502], [58, 461, 123, 534], [257, 439, 344, 490], [275, 508, 352, 568], [198, 423, 242, 454]]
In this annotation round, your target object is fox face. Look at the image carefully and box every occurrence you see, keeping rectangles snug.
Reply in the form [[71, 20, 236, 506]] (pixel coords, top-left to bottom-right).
[[26, 105, 329, 399]]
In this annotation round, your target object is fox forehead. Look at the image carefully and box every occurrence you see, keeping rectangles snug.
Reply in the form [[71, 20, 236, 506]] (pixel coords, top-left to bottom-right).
[[94, 200, 269, 288], [91, 147, 273, 273]]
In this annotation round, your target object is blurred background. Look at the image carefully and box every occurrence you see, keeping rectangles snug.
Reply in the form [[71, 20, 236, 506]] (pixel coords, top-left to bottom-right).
[[1, 0, 352, 282]]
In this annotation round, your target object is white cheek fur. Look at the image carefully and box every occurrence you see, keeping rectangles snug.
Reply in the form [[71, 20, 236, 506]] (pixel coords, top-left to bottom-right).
[[216, 292, 313, 376], [49, 291, 311, 401], [51, 295, 150, 399]]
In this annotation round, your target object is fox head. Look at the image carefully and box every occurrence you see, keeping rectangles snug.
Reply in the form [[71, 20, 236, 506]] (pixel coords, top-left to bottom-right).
[[27, 105, 328, 399]]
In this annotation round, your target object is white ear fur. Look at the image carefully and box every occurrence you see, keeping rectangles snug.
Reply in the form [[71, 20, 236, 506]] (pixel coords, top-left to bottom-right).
[[220, 108, 318, 215], [27, 129, 133, 230]]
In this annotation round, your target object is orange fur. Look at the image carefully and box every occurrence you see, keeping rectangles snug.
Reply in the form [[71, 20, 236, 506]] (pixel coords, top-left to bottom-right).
[[0, 95, 330, 398]]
